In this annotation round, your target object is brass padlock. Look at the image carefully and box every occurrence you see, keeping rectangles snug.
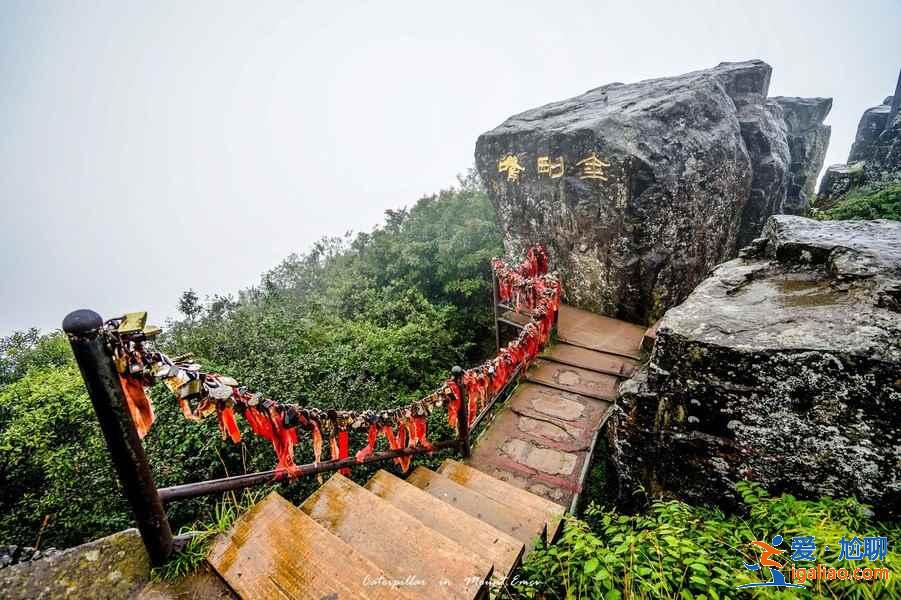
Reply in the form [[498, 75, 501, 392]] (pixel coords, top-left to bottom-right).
[[141, 325, 162, 338], [117, 312, 148, 334]]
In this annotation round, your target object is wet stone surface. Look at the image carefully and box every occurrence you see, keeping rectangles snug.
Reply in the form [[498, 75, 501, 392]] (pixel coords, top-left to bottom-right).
[[530, 395, 585, 421], [609, 216, 901, 517], [0, 530, 149, 600], [517, 415, 580, 442], [501, 439, 578, 476]]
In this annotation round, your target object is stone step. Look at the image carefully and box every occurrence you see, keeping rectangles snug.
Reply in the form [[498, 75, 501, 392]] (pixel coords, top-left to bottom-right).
[[465, 382, 612, 507], [405, 467, 547, 550], [207, 492, 418, 599], [365, 470, 524, 582], [542, 343, 637, 378], [438, 459, 565, 541], [525, 358, 619, 401], [556, 304, 645, 359], [300, 473, 492, 600]]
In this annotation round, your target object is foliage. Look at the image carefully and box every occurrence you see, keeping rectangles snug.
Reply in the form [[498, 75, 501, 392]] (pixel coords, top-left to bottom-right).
[[151, 487, 268, 582], [815, 183, 901, 221], [0, 178, 504, 549], [0, 329, 71, 387], [0, 364, 132, 548], [514, 482, 899, 599]]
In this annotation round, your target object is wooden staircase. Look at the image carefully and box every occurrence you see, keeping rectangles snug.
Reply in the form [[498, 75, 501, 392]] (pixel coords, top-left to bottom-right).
[[469, 304, 644, 509], [205, 304, 645, 599], [208, 460, 563, 599]]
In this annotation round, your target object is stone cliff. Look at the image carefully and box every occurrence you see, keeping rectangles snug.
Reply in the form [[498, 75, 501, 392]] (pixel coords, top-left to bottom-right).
[[476, 60, 830, 324], [818, 68, 901, 203], [608, 215, 900, 517]]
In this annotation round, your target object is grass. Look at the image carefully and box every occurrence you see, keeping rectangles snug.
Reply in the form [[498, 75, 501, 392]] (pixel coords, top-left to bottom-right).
[[151, 487, 269, 582], [813, 183, 901, 221]]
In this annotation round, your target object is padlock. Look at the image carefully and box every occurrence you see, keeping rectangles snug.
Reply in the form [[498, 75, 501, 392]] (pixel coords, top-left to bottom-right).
[[163, 369, 191, 393], [177, 378, 203, 399], [141, 325, 162, 338], [117, 312, 148, 334], [282, 406, 298, 427], [207, 382, 234, 400]]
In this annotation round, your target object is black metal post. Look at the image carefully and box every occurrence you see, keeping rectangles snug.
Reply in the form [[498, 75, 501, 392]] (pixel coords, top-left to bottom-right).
[[491, 271, 501, 352], [63, 309, 174, 565], [452, 366, 470, 458]]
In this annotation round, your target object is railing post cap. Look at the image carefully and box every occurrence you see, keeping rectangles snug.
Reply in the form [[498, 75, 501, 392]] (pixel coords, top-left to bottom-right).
[[63, 309, 103, 334]]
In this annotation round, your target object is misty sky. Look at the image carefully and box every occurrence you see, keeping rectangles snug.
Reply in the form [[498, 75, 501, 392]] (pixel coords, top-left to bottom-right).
[[2, 1, 899, 336]]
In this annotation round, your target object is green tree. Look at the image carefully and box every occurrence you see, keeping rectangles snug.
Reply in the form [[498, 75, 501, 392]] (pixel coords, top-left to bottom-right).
[[0, 180, 505, 548]]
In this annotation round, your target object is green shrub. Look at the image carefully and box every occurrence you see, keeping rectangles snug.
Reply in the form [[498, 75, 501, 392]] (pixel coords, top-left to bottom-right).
[[815, 183, 901, 221], [515, 482, 899, 599], [0, 179, 504, 549]]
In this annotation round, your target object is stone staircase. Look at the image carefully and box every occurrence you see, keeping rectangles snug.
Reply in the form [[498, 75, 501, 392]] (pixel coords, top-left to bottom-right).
[[207, 460, 563, 599], [204, 304, 645, 599], [468, 305, 644, 508]]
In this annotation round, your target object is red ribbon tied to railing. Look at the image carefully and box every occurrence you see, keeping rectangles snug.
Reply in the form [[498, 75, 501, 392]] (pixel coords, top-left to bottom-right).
[[108, 245, 561, 478]]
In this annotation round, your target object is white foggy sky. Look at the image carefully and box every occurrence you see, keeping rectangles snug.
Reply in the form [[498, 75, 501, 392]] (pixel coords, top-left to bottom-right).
[[1, 1, 899, 335]]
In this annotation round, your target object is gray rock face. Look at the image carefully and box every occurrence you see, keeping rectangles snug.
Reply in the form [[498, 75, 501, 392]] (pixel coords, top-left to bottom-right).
[[818, 68, 901, 199], [476, 60, 831, 324], [817, 162, 866, 205], [0, 529, 235, 599], [773, 97, 832, 214], [608, 215, 901, 516], [0, 529, 149, 599]]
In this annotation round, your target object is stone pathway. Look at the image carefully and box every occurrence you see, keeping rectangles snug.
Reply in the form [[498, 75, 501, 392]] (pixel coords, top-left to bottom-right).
[[466, 305, 644, 508]]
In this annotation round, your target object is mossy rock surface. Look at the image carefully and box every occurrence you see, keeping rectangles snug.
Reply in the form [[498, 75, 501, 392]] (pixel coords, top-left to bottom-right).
[[0, 529, 149, 599], [0, 528, 235, 600]]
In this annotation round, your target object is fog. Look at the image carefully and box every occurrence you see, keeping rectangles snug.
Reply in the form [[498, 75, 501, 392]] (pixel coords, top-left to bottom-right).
[[2, 0, 899, 334]]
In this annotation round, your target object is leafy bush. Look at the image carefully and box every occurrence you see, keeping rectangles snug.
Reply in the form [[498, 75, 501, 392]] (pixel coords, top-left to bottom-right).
[[515, 482, 899, 599], [815, 183, 901, 221], [0, 179, 504, 549]]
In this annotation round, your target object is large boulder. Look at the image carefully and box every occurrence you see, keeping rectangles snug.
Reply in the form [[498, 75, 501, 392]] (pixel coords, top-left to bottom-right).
[[476, 60, 831, 324], [608, 215, 901, 517]]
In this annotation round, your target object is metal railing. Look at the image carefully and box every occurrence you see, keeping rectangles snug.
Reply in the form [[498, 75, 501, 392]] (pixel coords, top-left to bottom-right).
[[63, 271, 540, 564]]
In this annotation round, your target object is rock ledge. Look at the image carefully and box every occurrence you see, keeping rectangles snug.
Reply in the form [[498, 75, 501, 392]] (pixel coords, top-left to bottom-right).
[[608, 215, 900, 516]]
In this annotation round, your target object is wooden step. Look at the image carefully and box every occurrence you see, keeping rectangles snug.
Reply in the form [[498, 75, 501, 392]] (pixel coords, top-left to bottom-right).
[[542, 344, 637, 378], [300, 473, 492, 599], [405, 467, 546, 550], [525, 358, 619, 401], [556, 304, 644, 359], [439, 459, 565, 541], [207, 492, 417, 599], [365, 470, 524, 582]]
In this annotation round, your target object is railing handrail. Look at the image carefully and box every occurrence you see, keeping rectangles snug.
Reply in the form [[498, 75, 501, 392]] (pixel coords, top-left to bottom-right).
[[64, 248, 559, 564]]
